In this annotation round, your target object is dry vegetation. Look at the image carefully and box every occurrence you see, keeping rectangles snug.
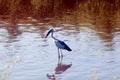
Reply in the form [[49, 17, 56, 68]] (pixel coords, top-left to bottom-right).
[[0, 0, 119, 16], [0, 0, 119, 27]]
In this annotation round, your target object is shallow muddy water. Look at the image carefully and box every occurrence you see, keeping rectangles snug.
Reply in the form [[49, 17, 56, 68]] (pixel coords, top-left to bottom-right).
[[0, 15, 120, 80]]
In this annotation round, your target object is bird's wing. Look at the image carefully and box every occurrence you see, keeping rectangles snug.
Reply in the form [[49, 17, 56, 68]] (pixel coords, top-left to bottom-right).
[[55, 40, 72, 51]]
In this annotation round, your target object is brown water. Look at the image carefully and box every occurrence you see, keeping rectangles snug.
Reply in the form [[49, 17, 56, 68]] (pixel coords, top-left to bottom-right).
[[0, 14, 120, 80]]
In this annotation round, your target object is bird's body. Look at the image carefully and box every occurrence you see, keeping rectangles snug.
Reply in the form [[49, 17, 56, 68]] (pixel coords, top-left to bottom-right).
[[54, 40, 72, 51], [45, 29, 72, 57]]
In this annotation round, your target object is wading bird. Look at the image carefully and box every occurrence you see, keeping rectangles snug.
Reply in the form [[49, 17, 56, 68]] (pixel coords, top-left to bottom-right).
[[45, 29, 72, 57]]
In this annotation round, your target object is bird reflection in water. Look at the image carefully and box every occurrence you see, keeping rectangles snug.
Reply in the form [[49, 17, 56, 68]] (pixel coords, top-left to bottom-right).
[[47, 57, 72, 80]]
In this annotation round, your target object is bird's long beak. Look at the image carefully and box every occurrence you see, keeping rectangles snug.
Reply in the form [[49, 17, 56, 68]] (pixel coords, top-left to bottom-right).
[[45, 29, 51, 38]]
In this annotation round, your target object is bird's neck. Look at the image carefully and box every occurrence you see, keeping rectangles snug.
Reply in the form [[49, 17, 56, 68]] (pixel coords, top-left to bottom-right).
[[51, 32, 57, 40]]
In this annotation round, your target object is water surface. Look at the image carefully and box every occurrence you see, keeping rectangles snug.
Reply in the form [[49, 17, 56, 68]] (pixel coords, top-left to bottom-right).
[[0, 16, 120, 80]]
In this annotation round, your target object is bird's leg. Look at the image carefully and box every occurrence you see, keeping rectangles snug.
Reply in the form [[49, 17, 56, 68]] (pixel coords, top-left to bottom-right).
[[58, 51, 63, 63], [60, 49, 63, 58], [58, 55, 60, 64], [58, 48, 60, 58], [60, 53, 63, 63]]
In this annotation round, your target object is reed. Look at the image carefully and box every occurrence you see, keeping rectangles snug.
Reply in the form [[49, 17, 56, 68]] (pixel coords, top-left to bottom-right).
[[0, 0, 119, 22], [75, 0, 120, 28]]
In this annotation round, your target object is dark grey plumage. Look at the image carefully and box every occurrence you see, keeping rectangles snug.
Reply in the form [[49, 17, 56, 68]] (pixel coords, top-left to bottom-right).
[[55, 40, 72, 51]]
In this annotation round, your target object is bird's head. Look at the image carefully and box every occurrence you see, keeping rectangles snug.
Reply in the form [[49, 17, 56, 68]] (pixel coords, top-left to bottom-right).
[[45, 29, 54, 38]]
